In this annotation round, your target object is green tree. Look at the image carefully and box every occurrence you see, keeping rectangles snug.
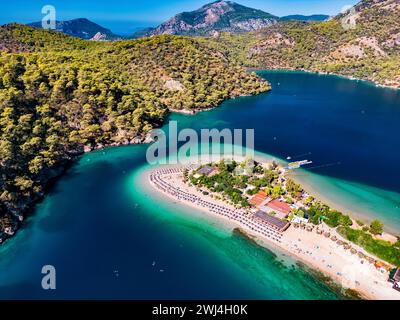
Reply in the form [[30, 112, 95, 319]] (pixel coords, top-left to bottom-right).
[[370, 220, 384, 235]]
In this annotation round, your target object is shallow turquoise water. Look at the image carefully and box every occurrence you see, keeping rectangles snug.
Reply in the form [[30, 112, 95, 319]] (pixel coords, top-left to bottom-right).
[[291, 170, 400, 234], [0, 71, 399, 299], [0, 145, 341, 299]]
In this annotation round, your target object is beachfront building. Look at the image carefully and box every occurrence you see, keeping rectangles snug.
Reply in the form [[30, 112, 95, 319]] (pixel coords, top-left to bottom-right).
[[395, 269, 400, 282], [254, 210, 290, 233], [292, 214, 309, 225], [196, 166, 219, 178], [249, 191, 269, 207], [264, 199, 292, 220], [390, 268, 400, 291]]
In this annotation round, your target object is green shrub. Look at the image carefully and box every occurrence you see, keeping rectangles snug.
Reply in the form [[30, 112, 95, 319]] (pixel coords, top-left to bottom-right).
[[324, 210, 353, 228], [370, 220, 384, 235], [356, 220, 365, 227], [337, 226, 400, 266]]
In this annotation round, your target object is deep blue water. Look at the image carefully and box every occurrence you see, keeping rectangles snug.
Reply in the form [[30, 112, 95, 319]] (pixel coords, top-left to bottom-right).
[[170, 71, 400, 193], [0, 71, 399, 300]]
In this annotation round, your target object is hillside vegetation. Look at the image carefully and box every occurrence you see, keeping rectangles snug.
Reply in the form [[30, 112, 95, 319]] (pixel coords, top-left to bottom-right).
[[0, 24, 269, 242], [203, 0, 400, 88]]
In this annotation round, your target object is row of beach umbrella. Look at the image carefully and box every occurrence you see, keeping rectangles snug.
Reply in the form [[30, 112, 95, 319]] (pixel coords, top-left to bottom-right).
[[299, 224, 386, 268]]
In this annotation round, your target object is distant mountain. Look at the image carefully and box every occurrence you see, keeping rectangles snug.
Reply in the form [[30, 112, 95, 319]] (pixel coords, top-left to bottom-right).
[[208, 0, 400, 88], [147, 0, 278, 36], [280, 14, 330, 22], [27, 18, 122, 41]]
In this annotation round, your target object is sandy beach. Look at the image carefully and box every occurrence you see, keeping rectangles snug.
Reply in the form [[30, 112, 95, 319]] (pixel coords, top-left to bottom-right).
[[142, 159, 400, 300]]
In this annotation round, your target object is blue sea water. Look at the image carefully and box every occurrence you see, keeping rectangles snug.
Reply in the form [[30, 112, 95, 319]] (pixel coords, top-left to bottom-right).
[[0, 71, 399, 299]]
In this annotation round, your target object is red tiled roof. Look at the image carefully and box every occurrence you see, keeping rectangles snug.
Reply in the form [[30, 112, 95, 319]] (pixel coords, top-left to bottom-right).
[[267, 200, 292, 215], [250, 191, 267, 206]]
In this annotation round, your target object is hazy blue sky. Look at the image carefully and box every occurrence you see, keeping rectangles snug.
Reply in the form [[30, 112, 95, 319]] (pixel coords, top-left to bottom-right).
[[2, 0, 360, 35]]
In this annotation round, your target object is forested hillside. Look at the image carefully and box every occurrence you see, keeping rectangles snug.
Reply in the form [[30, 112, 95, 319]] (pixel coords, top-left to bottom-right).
[[203, 0, 400, 88], [0, 24, 269, 242]]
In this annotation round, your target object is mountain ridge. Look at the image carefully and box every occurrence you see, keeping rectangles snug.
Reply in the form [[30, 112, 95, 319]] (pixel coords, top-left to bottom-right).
[[202, 0, 400, 88], [147, 0, 278, 36], [27, 18, 122, 41]]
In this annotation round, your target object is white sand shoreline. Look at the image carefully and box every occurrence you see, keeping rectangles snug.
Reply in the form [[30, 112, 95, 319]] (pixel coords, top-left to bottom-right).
[[141, 161, 400, 300]]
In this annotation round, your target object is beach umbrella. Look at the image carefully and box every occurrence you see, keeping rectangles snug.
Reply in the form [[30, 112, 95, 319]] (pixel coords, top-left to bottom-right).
[[381, 263, 391, 271], [367, 257, 375, 264]]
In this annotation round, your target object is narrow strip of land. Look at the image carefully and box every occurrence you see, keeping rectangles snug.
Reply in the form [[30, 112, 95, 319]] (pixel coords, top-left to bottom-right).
[[147, 163, 400, 300]]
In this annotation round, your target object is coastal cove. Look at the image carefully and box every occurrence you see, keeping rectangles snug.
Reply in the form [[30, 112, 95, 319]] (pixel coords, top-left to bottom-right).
[[0, 71, 399, 299]]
